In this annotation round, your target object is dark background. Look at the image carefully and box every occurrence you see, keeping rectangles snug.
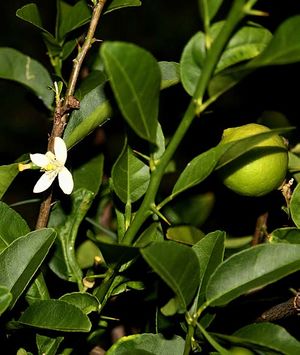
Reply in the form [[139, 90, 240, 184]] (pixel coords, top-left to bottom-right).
[[1, 0, 300, 234]]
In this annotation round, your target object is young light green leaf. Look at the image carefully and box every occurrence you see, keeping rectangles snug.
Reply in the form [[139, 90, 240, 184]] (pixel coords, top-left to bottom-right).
[[63, 84, 112, 149], [0, 201, 30, 253], [206, 0, 223, 21], [249, 15, 300, 66], [0, 228, 56, 308], [106, 333, 185, 355], [101, 41, 160, 143], [269, 227, 300, 244], [141, 241, 200, 310], [193, 230, 225, 293], [0, 286, 12, 316], [104, 0, 142, 15], [112, 142, 150, 204], [206, 244, 300, 307], [57, 0, 91, 41], [18, 300, 91, 332], [210, 16, 300, 99], [233, 323, 300, 355], [181, 24, 271, 96], [0, 162, 21, 200], [0, 48, 53, 109], [59, 292, 100, 314], [159, 61, 180, 90]]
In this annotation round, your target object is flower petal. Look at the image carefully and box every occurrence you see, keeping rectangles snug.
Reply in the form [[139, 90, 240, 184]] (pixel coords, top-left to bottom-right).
[[54, 137, 68, 164], [33, 171, 57, 193], [58, 167, 74, 195], [30, 153, 50, 168]]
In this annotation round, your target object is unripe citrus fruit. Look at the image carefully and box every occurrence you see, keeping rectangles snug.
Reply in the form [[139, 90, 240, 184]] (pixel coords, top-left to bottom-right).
[[228, 346, 255, 354], [219, 123, 288, 197]]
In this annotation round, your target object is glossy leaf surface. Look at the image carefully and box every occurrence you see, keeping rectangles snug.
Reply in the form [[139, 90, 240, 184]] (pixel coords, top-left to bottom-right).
[[59, 292, 100, 314], [141, 241, 200, 310], [64, 84, 112, 149], [233, 323, 300, 354], [106, 333, 185, 355], [206, 244, 300, 306], [0, 48, 53, 109], [0, 201, 30, 253], [104, 0, 142, 14], [112, 142, 150, 203], [193, 230, 225, 293], [0, 162, 22, 200], [18, 300, 91, 332], [0, 286, 12, 316], [0, 228, 56, 308], [101, 41, 160, 143]]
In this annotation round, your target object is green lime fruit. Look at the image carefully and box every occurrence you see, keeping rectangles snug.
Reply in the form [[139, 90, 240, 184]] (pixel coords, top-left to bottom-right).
[[219, 123, 288, 197], [229, 346, 255, 354]]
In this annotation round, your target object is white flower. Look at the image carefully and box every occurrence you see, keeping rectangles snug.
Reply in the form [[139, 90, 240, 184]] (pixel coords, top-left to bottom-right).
[[30, 137, 74, 195]]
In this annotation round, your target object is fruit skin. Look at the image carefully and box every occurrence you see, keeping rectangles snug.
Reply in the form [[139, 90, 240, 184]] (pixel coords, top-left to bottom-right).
[[228, 346, 255, 354], [219, 123, 288, 197]]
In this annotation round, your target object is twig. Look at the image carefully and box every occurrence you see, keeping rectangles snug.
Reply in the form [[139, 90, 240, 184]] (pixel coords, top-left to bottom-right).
[[35, 0, 107, 229], [256, 293, 300, 322], [251, 212, 268, 246]]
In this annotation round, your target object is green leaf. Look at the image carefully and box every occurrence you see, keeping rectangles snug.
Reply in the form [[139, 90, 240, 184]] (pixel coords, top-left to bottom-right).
[[206, 244, 300, 307], [101, 41, 160, 143], [75, 70, 107, 100], [73, 154, 104, 195], [49, 189, 95, 285], [134, 222, 164, 247], [233, 323, 300, 354], [112, 142, 150, 204], [0, 162, 22, 200], [141, 241, 200, 310], [193, 231, 225, 294], [16, 3, 49, 34], [269, 227, 300, 244], [210, 16, 300, 98], [104, 0, 142, 14], [249, 15, 300, 66], [36, 334, 64, 355], [0, 286, 12, 316], [159, 61, 180, 90], [18, 299, 91, 332], [57, 0, 91, 41], [207, 0, 223, 21], [180, 24, 271, 96], [0, 201, 30, 253], [106, 333, 185, 355], [290, 183, 300, 228], [0, 48, 53, 109], [0, 228, 56, 308], [166, 226, 205, 245], [172, 145, 222, 197], [59, 292, 100, 314], [63, 84, 112, 149]]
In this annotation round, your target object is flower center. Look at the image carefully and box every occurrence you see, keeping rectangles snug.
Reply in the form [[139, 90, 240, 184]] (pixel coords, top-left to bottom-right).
[[43, 152, 63, 172]]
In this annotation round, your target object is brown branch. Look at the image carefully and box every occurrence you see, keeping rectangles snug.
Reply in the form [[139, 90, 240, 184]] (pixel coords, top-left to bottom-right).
[[35, 0, 107, 229], [256, 293, 300, 322]]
